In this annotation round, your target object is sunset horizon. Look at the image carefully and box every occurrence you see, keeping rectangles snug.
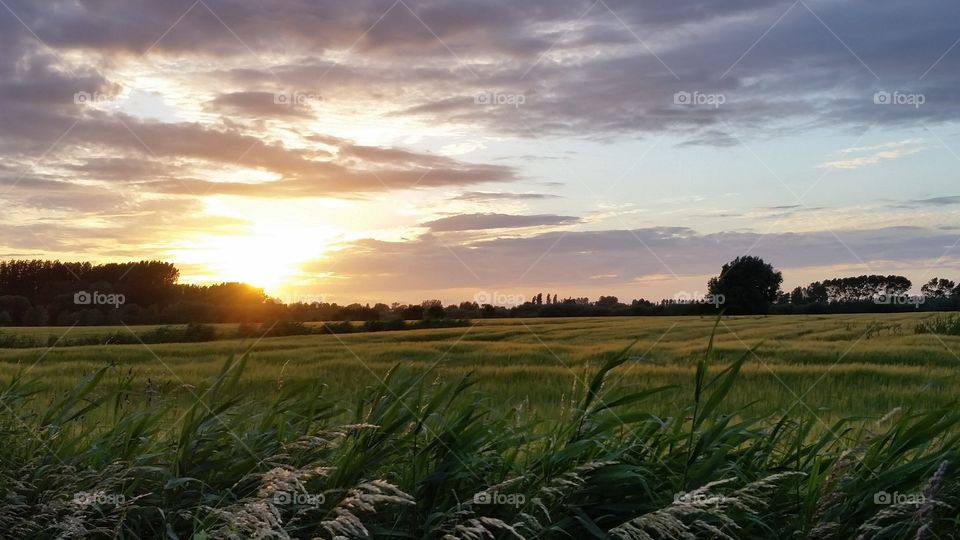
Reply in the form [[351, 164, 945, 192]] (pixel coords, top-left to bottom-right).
[[2, 0, 958, 304], [2, 2, 960, 538]]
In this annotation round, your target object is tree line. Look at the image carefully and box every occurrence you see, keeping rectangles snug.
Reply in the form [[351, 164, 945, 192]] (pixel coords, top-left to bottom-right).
[[0, 257, 957, 326]]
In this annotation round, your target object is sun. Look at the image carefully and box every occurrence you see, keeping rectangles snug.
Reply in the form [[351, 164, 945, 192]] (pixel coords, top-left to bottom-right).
[[172, 228, 322, 294], [169, 197, 345, 294], [199, 232, 311, 292]]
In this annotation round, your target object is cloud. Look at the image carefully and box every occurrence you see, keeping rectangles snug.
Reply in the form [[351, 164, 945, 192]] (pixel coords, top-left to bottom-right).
[[897, 195, 960, 208], [423, 213, 581, 232], [819, 139, 925, 170], [314, 225, 960, 293], [3, 0, 958, 147], [0, 108, 516, 198], [452, 191, 562, 201], [207, 91, 317, 118]]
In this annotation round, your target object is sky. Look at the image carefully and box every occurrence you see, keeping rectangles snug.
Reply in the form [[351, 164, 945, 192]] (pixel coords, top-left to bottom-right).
[[1, 0, 959, 305]]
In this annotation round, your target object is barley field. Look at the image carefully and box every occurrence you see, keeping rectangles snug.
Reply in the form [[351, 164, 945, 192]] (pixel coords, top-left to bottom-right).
[[1, 313, 959, 538], [1, 313, 956, 423]]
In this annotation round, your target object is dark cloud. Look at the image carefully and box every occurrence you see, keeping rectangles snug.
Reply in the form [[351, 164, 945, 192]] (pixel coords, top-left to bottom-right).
[[2, 0, 959, 154], [904, 196, 960, 207], [424, 213, 580, 231]]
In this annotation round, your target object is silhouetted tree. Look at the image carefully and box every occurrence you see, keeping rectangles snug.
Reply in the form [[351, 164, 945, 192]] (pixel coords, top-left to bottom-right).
[[596, 296, 621, 307], [707, 256, 783, 314], [821, 275, 911, 302], [789, 286, 804, 305], [804, 281, 828, 303], [922, 278, 956, 299], [401, 305, 424, 320], [22, 306, 48, 326]]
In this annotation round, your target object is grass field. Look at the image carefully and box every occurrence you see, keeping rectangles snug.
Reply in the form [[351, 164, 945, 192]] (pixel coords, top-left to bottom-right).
[[1, 312, 957, 424], [2, 313, 959, 538]]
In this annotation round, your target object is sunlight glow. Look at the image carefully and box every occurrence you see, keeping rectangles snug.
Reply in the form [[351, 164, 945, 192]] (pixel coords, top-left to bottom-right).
[[171, 198, 345, 294]]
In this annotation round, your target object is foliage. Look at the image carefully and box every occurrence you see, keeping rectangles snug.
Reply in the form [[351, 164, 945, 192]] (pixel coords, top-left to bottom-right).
[[708, 256, 784, 314]]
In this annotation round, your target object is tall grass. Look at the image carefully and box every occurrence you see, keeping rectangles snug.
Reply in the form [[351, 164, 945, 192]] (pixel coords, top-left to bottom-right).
[[0, 327, 957, 538], [916, 314, 960, 337]]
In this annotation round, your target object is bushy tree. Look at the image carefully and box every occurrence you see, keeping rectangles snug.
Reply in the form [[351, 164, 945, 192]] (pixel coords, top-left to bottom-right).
[[707, 256, 783, 314], [401, 305, 424, 320], [922, 278, 956, 299], [22, 306, 49, 326], [596, 296, 621, 307]]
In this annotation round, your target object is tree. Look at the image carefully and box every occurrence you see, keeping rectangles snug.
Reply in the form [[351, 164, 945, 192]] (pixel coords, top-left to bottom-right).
[[707, 256, 783, 314], [790, 286, 804, 305], [596, 296, 620, 308], [22, 306, 49, 326], [821, 275, 911, 303], [420, 300, 445, 319], [921, 278, 956, 299], [0, 295, 30, 325], [400, 305, 424, 320], [805, 282, 828, 303]]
